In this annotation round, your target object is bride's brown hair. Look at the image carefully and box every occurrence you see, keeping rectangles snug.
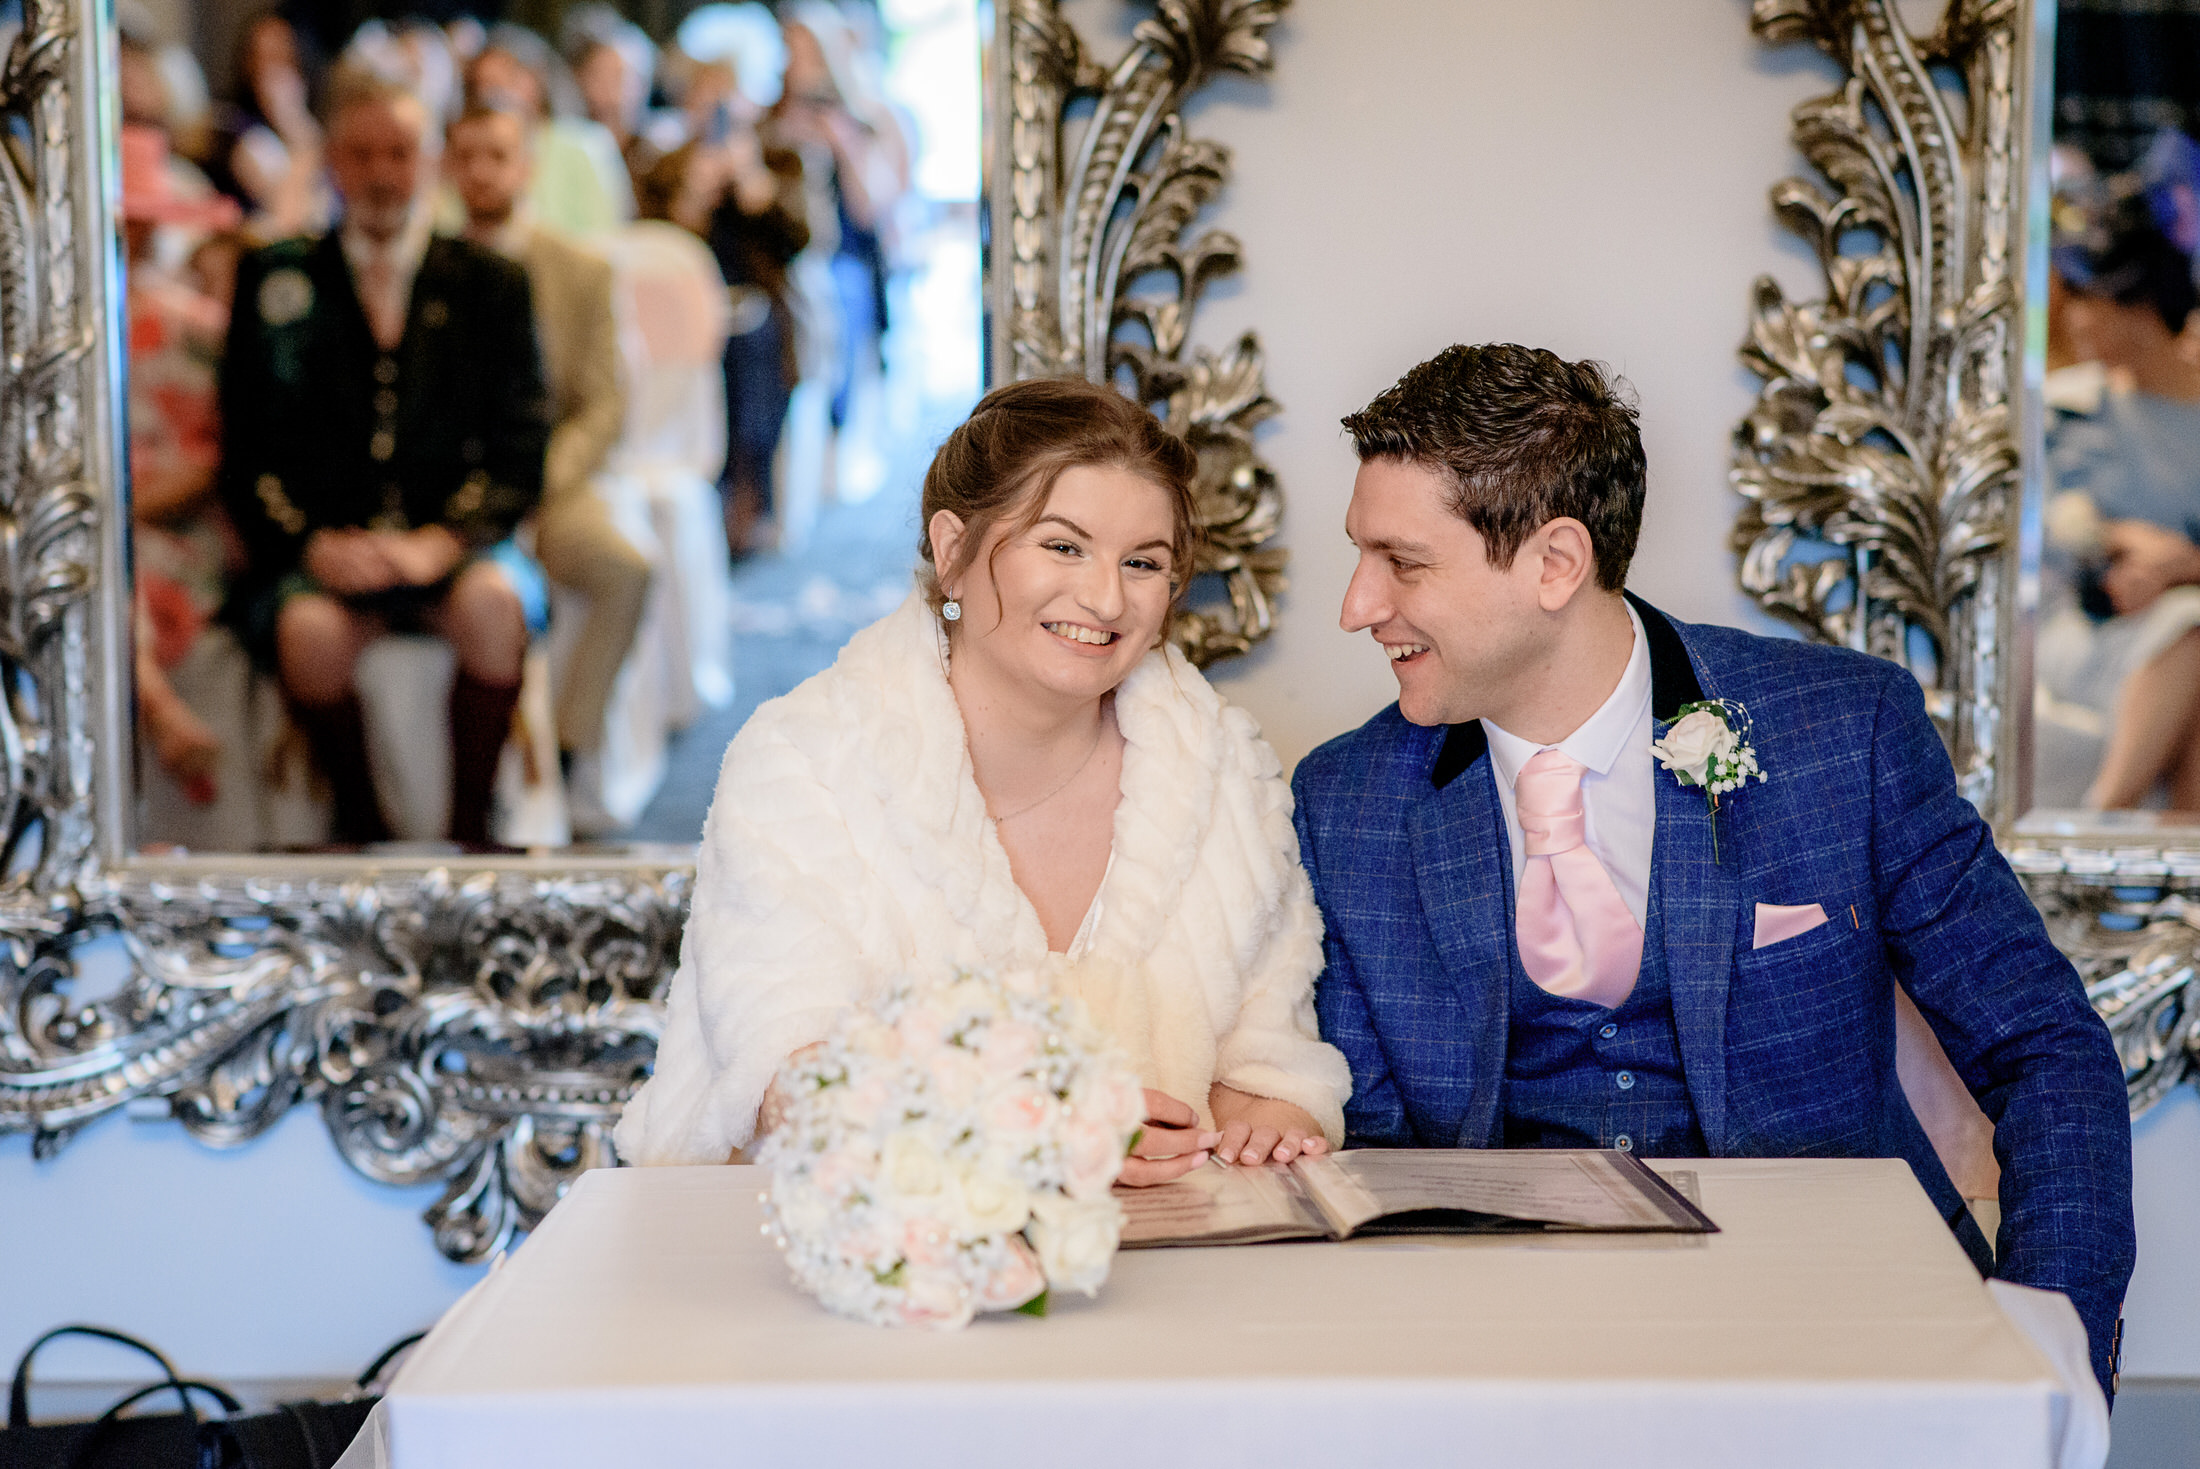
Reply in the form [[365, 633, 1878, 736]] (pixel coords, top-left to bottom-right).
[[918, 377, 1199, 632]]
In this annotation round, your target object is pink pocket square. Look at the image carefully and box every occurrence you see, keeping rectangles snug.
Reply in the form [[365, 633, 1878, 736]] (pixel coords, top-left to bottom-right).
[[1753, 901, 1829, 949]]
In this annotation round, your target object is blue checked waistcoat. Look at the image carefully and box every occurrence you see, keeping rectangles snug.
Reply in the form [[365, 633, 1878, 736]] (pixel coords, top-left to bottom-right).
[[1291, 595, 2135, 1397]]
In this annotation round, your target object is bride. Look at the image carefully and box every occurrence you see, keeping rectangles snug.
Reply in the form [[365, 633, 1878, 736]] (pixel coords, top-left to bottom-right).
[[616, 377, 1349, 1182]]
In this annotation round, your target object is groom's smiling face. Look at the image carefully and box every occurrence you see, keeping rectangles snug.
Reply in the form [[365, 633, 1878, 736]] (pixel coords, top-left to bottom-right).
[[1341, 457, 1549, 728]]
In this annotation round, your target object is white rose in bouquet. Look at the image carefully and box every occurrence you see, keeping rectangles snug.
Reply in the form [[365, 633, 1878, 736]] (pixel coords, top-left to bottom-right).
[[949, 1163, 1033, 1236], [1026, 1195, 1126, 1297], [757, 963, 1146, 1328], [882, 1128, 945, 1198]]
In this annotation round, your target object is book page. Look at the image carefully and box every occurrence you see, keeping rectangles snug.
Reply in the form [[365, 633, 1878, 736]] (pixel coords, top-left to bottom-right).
[[1116, 1162, 1333, 1246], [1307, 1150, 1691, 1232]]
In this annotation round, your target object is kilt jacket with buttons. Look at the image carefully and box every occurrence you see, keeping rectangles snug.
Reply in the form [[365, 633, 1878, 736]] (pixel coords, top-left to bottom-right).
[[216, 231, 551, 607], [1291, 594, 2136, 1397]]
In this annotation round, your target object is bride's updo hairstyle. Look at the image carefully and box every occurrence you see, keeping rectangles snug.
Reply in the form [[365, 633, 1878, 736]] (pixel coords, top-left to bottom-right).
[[918, 376, 1199, 633]]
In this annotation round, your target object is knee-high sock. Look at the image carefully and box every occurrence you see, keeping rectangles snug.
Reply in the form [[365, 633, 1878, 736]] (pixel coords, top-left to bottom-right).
[[291, 694, 387, 846], [449, 670, 521, 846]]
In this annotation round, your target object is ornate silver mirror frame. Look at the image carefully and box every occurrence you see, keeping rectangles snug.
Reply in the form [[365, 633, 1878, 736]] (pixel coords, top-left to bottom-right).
[[0, 0, 1291, 1260], [1731, 0, 2200, 1117]]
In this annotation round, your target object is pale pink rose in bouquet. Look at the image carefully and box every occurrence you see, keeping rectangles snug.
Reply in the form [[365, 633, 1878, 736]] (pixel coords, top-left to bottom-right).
[[970, 1237, 1048, 1312], [757, 963, 1142, 1328], [1060, 1116, 1127, 1200], [898, 1267, 973, 1329], [925, 1046, 988, 1112], [899, 1214, 957, 1269], [980, 1018, 1042, 1074], [983, 1078, 1059, 1146], [1070, 1069, 1145, 1140], [894, 1001, 952, 1059]]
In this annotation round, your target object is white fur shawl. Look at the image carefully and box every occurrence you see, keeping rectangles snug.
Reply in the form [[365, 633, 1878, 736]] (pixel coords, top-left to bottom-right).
[[615, 589, 1350, 1165]]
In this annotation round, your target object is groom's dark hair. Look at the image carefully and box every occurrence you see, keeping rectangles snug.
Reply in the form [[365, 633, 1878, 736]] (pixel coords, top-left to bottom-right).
[[1341, 343, 1646, 591]]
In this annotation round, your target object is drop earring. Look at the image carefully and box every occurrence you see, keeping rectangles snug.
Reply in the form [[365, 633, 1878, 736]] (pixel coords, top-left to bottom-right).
[[941, 598, 962, 622]]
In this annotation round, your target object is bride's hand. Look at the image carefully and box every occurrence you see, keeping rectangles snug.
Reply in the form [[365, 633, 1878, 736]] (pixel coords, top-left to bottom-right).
[[1117, 1088, 1222, 1187], [751, 1042, 829, 1146], [1210, 1085, 1329, 1168]]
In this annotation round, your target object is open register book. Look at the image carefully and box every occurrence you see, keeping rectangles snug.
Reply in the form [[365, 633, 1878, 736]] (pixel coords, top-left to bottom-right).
[[1118, 1148, 1716, 1247]]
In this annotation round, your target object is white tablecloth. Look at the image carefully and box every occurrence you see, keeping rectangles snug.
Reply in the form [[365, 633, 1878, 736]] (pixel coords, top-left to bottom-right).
[[339, 1158, 2100, 1469]]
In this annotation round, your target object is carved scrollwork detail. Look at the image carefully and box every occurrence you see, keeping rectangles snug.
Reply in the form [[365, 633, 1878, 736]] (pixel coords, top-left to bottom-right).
[[1733, 0, 2021, 816], [2, 866, 687, 1260], [2014, 851, 2200, 1116], [995, 0, 1289, 667]]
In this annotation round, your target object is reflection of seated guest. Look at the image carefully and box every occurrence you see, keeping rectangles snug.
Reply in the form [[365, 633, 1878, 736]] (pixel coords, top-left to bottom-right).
[[218, 73, 550, 846], [2040, 201, 2200, 810], [639, 103, 808, 557], [124, 123, 244, 806], [465, 25, 634, 237], [450, 101, 649, 835]]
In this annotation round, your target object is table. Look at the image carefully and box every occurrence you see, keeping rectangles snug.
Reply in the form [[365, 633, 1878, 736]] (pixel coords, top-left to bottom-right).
[[339, 1159, 2098, 1469]]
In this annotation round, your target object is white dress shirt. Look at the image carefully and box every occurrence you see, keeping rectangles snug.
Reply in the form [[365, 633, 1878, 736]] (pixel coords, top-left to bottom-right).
[[339, 204, 434, 341], [1483, 600, 1655, 927]]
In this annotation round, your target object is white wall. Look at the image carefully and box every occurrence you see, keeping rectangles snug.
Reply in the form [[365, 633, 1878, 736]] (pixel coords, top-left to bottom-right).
[[1140, 0, 1809, 766], [8, 0, 2194, 1390]]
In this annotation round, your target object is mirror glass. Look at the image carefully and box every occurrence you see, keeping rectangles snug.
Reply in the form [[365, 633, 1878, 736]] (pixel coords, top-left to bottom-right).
[[121, 0, 980, 854], [2029, 9, 2200, 826]]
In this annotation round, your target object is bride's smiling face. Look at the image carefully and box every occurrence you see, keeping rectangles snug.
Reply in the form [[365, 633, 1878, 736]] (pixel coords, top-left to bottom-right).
[[932, 464, 1180, 703]]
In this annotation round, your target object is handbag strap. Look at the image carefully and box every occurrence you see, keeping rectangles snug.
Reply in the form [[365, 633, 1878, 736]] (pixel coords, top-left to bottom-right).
[[7, 1324, 183, 1432], [64, 1377, 242, 1469], [354, 1332, 427, 1392]]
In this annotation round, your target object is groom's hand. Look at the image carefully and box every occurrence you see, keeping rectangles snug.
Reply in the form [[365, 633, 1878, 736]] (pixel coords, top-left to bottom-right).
[[1211, 1085, 1329, 1168], [1118, 1088, 1221, 1187]]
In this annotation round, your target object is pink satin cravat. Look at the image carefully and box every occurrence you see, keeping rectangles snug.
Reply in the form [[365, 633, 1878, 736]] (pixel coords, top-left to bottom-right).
[[1514, 748, 1644, 1008]]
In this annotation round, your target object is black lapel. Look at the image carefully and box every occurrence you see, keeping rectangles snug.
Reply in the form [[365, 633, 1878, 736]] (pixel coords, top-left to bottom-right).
[[1429, 720, 1486, 790], [1626, 590, 1705, 719]]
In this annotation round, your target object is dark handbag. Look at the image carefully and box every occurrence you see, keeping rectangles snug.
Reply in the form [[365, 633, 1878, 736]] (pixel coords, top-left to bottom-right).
[[0, 1324, 242, 1469], [195, 1333, 423, 1469]]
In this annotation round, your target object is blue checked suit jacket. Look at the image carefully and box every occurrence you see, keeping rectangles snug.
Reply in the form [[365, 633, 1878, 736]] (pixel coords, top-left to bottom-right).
[[1292, 595, 2136, 1395]]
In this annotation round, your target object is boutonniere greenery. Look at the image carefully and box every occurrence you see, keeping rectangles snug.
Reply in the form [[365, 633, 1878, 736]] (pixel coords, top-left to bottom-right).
[[1649, 699, 1767, 860]]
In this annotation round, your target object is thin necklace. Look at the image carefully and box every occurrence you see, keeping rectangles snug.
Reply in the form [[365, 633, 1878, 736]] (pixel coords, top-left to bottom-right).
[[989, 726, 1104, 823]]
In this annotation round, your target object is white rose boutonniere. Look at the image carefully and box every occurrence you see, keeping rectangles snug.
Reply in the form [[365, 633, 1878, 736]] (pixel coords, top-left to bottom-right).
[[1648, 698, 1766, 859], [257, 267, 313, 328]]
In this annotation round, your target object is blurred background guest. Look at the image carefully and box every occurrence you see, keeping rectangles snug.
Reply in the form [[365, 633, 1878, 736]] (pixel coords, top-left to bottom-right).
[[204, 13, 332, 239], [450, 100, 648, 837], [2038, 188, 2200, 811], [775, 3, 904, 498], [124, 123, 245, 808], [218, 71, 550, 846], [639, 32, 807, 559], [465, 22, 634, 236], [562, 3, 675, 193]]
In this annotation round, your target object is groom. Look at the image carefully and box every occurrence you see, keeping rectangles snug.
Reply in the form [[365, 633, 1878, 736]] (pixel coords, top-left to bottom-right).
[[1291, 343, 2135, 1395]]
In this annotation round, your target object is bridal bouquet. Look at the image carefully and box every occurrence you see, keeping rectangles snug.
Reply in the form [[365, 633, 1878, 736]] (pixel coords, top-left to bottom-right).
[[756, 964, 1146, 1329]]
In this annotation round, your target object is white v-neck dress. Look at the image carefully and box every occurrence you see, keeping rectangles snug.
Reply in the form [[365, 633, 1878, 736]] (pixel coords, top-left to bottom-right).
[[614, 591, 1349, 1165], [1061, 851, 1114, 960]]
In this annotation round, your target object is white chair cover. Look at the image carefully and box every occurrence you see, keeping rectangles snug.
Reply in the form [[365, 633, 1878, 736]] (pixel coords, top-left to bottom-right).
[[139, 625, 331, 852], [599, 221, 739, 725], [354, 637, 570, 848]]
